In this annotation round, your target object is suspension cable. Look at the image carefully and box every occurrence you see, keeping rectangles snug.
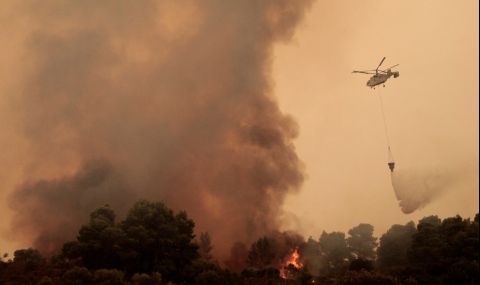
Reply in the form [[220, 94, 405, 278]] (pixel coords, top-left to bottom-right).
[[377, 89, 394, 161]]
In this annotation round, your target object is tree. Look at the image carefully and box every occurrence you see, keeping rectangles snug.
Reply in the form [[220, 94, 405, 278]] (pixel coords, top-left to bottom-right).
[[408, 215, 479, 284], [225, 242, 248, 272], [62, 205, 130, 270], [131, 272, 162, 285], [13, 248, 45, 271], [62, 201, 199, 284], [349, 258, 373, 272], [247, 237, 276, 269], [0, 252, 7, 263], [93, 269, 124, 285], [62, 266, 93, 284], [296, 267, 313, 285], [377, 222, 416, 269], [120, 200, 199, 282], [190, 260, 241, 285], [299, 237, 323, 276], [408, 216, 445, 274], [195, 270, 223, 285], [0, 248, 47, 284], [336, 270, 395, 285], [347, 224, 378, 260], [198, 232, 213, 261], [417, 215, 441, 227], [318, 231, 351, 275], [37, 276, 54, 285]]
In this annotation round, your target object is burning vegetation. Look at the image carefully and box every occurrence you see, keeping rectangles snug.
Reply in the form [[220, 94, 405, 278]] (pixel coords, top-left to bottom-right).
[[279, 248, 303, 279]]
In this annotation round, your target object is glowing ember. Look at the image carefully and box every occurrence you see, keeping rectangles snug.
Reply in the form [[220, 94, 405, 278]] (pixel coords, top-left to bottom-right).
[[280, 248, 303, 279]]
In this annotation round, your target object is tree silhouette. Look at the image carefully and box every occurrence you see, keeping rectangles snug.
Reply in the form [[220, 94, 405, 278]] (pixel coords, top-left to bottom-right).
[[62, 204, 129, 270], [319, 231, 351, 275], [198, 232, 213, 261], [247, 237, 276, 269], [408, 215, 479, 284], [347, 224, 378, 260], [299, 237, 323, 276], [225, 242, 248, 272], [377, 221, 416, 269], [62, 201, 199, 284], [120, 200, 199, 282]]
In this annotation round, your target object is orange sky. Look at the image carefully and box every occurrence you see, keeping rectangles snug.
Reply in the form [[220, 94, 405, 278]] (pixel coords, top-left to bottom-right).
[[0, 0, 478, 255], [275, 0, 479, 237]]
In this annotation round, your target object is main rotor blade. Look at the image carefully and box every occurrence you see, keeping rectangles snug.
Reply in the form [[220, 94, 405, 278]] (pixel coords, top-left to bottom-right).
[[352, 70, 375, 74], [386, 64, 399, 69], [376, 57, 386, 71]]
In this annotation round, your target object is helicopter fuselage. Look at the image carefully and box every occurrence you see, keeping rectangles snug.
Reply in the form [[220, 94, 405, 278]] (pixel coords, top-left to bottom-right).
[[367, 71, 399, 88], [367, 73, 390, 87]]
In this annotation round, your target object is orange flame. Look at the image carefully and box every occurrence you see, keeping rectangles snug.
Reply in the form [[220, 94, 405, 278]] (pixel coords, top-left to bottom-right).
[[280, 248, 303, 279]]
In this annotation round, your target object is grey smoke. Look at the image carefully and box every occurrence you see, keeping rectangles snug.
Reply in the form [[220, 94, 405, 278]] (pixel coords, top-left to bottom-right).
[[7, 0, 313, 259]]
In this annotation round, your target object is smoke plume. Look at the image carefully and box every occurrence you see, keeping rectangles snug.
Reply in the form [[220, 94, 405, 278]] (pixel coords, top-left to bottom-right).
[[6, 0, 313, 258], [9, 160, 131, 253]]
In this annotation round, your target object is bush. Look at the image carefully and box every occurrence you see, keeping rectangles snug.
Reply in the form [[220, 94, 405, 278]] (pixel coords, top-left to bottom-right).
[[63, 266, 93, 284], [93, 269, 124, 285], [131, 272, 162, 285], [336, 270, 395, 285]]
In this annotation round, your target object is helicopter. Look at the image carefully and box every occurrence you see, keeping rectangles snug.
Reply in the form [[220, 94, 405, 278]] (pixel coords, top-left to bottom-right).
[[352, 57, 399, 88]]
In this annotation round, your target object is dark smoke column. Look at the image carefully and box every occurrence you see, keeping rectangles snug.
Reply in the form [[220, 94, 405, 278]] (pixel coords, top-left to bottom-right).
[[9, 0, 314, 258]]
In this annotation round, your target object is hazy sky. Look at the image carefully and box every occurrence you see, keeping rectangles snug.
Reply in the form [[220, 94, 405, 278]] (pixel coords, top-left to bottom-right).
[[0, 0, 478, 255], [275, 0, 479, 237]]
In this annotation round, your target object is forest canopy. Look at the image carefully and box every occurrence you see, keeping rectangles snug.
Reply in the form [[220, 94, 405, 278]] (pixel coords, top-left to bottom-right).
[[1, 201, 478, 285]]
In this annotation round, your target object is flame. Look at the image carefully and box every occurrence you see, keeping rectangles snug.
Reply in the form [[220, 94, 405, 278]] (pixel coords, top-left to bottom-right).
[[280, 248, 303, 279]]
